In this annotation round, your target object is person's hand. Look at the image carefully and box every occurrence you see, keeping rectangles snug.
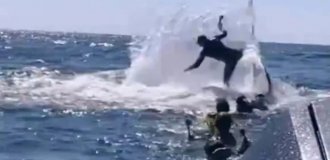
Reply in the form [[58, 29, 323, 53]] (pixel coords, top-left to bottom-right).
[[219, 15, 224, 21], [184, 67, 192, 72], [188, 135, 195, 141], [185, 119, 192, 126]]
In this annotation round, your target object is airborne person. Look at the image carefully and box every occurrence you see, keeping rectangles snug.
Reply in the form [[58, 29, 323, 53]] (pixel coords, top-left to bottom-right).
[[184, 15, 243, 87], [184, 15, 273, 96]]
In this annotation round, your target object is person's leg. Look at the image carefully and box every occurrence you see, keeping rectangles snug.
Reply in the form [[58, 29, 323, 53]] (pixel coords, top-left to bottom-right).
[[223, 50, 242, 87], [223, 62, 237, 87], [204, 140, 225, 156], [220, 132, 237, 147], [264, 68, 273, 95]]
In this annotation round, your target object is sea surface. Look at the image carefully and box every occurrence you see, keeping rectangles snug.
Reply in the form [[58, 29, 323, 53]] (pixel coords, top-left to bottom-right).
[[0, 30, 329, 160]]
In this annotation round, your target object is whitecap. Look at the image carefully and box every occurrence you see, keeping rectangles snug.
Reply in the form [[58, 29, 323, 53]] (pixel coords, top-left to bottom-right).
[[97, 42, 113, 48], [53, 40, 67, 45]]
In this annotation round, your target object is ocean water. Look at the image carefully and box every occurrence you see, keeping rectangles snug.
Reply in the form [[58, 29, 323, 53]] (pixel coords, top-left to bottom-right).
[[0, 28, 329, 160]]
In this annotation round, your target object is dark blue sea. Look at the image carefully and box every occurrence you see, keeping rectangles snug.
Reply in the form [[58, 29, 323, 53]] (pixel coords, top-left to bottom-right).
[[0, 30, 329, 160]]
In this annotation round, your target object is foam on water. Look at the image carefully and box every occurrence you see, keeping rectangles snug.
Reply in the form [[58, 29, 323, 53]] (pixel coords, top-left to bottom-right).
[[0, 67, 212, 112], [53, 40, 67, 45]]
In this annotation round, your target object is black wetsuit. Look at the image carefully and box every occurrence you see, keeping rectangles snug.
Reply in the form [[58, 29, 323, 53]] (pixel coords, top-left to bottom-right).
[[189, 31, 243, 85]]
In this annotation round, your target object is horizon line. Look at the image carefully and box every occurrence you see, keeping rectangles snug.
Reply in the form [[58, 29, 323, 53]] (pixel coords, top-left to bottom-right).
[[1, 28, 329, 47]]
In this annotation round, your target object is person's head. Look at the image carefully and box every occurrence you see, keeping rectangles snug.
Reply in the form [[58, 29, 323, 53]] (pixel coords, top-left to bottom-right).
[[216, 98, 230, 113], [197, 35, 209, 47], [236, 95, 248, 106], [236, 95, 255, 113]]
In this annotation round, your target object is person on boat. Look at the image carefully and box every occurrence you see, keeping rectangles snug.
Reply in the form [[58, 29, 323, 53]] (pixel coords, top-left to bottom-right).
[[204, 98, 236, 146], [185, 98, 251, 160], [203, 129, 250, 160], [236, 95, 268, 113]]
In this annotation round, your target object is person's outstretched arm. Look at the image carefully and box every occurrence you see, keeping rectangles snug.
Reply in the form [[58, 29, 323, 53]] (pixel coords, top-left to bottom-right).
[[218, 15, 224, 31], [184, 54, 205, 72], [215, 30, 227, 41]]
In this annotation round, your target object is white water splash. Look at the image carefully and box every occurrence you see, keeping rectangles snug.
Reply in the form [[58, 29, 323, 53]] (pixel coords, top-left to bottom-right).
[[124, 2, 271, 98], [53, 40, 67, 45]]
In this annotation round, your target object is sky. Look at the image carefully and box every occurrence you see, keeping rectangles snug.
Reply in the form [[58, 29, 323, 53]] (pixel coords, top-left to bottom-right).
[[0, 0, 329, 45]]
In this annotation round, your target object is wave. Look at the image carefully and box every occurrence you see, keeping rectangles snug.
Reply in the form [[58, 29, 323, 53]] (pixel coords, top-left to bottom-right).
[[53, 40, 67, 45]]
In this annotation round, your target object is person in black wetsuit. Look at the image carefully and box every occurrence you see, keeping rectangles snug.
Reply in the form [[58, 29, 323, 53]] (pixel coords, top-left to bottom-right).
[[184, 16, 243, 87], [185, 98, 251, 160], [185, 15, 273, 96]]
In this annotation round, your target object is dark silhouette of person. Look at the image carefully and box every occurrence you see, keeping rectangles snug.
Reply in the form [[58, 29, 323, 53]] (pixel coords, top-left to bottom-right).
[[185, 98, 251, 160], [184, 32, 243, 87], [236, 95, 268, 113], [185, 15, 273, 96], [184, 15, 242, 86]]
